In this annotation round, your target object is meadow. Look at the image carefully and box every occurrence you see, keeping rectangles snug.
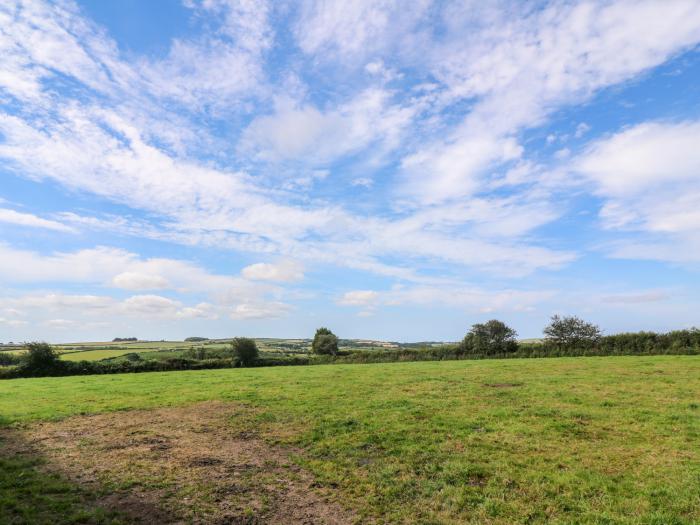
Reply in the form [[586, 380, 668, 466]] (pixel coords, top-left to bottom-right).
[[1, 355, 699, 524]]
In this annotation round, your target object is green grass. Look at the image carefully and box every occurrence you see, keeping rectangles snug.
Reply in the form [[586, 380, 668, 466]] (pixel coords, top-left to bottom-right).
[[59, 348, 162, 361], [0, 434, 123, 525], [1, 356, 699, 523]]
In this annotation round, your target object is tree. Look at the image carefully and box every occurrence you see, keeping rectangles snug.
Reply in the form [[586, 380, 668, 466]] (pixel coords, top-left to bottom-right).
[[311, 327, 338, 355], [230, 337, 259, 366], [543, 315, 601, 349], [461, 320, 518, 355], [22, 342, 59, 372]]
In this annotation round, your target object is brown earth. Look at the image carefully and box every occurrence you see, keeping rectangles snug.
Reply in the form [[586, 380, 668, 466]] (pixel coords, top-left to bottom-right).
[[3, 402, 356, 524]]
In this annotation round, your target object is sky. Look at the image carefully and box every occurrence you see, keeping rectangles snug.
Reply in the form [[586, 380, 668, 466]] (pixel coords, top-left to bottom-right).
[[1, 0, 700, 343]]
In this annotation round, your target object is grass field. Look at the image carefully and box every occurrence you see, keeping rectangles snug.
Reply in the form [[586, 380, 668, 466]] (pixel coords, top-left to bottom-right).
[[1, 356, 699, 523], [59, 348, 164, 361]]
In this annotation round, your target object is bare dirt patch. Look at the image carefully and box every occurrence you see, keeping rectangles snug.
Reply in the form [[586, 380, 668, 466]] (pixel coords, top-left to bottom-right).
[[10, 402, 355, 524], [482, 382, 524, 388]]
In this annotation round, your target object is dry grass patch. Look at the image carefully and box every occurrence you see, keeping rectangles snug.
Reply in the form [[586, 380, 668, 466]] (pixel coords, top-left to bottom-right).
[[10, 401, 355, 524]]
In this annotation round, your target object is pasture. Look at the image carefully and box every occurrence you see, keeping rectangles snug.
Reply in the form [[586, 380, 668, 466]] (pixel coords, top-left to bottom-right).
[[1, 356, 699, 524]]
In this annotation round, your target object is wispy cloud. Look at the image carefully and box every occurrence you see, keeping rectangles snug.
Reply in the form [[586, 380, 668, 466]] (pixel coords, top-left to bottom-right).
[[0, 208, 75, 232], [1, 0, 700, 337]]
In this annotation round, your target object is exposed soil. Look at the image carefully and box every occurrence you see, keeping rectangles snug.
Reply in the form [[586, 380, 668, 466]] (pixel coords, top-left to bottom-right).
[[482, 382, 524, 388], [4, 402, 355, 524]]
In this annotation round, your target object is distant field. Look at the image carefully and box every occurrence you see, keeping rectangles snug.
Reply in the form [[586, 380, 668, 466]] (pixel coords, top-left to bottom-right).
[[1, 356, 699, 524], [59, 348, 162, 361], [2, 338, 412, 362]]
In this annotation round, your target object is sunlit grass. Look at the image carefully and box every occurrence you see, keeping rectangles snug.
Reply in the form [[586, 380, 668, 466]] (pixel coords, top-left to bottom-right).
[[1, 356, 699, 523]]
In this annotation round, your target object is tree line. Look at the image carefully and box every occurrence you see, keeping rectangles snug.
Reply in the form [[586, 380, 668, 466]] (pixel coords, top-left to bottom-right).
[[459, 315, 700, 356], [2, 320, 699, 379]]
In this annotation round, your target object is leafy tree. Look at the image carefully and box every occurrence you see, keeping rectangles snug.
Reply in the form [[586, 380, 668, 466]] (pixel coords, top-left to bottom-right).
[[22, 342, 59, 372], [230, 337, 259, 366], [312, 327, 339, 355], [543, 315, 601, 349], [461, 320, 518, 355]]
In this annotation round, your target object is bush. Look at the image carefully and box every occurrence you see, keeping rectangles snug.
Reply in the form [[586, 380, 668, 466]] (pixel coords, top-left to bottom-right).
[[543, 315, 601, 350], [312, 327, 339, 355], [461, 320, 518, 355], [0, 352, 20, 366], [21, 342, 60, 373], [230, 337, 259, 366], [184, 337, 209, 342]]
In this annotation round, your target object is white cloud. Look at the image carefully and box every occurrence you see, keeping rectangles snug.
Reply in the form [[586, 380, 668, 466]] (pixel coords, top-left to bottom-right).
[[338, 290, 379, 306], [0, 244, 283, 310], [575, 122, 591, 138], [399, 135, 523, 203], [0, 293, 221, 325], [0, 245, 135, 283], [241, 261, 304, 282], [573, 120, 700, 262], [0, 208, 75, 232], [15, 294, 117, 311], [44, 319, 77, 329], [294, 0, 430, 60], [396, 0, 700, 203], [576, 121, 700, 200], [239, 89, 415, 164], [122, 294, 181, 316], [111, 272, 170, 291], [176, 302, 218, 319], [230, 302, 291, 320]]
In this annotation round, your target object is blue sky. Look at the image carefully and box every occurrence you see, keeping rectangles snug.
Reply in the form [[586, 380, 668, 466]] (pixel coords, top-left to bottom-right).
[[1, 0, 700, 342]]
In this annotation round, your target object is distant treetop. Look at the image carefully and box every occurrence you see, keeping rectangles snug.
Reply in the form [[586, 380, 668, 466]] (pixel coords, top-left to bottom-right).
[[112, 337, 137, 342]]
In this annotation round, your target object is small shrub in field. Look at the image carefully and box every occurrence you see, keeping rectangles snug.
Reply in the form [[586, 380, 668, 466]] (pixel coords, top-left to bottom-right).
[[461, 320, 518, 355], [22, 342, 60, 372], [231, 337, 259, 366], [312, 328, 338, 355]]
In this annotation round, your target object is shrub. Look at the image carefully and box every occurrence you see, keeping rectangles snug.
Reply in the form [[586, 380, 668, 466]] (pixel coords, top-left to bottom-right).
[[184, 346, 207, 360], [461, 320, 518, 355], [0, 352, 20, 366], [230, 337, 259, 366], [21, 342, 60, 373], [312, 328, 338, 355], [543, 315, 601, 350]]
